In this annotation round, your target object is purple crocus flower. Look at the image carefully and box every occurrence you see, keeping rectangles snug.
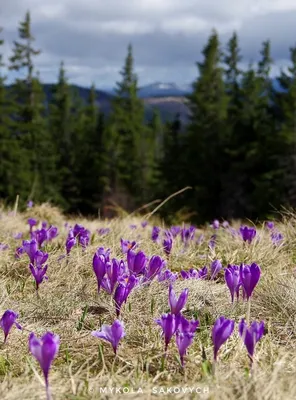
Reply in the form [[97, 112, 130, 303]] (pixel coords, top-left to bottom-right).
[[22, 239, 38, 263], [32, 228, 48, 247], [177, 315, 199, 333], [15, 246, 25, 259], [238, 319, 264, 362], [144, 255, 166, 281], [158, 269, 178, 282], [29, 332, 60, 398], [120, 238, 137, 254], [271, 231, 283, 245], [168, 284, 189, 315], [92, 320, 125, 354], [47, 226, 59, 241], [163, 237, 173, 256], [127, 249, 147, 275], [13, 232, 23, 240], [73, 224, 90, 249], [266, 221, 274, 230], [101, 259, 121, 294], [210, 260, 222, 280], [0, 310, 22, 344], [181, 226, 196, 244], [29, 263, 48, 291], [0, 243, 9, 251], [79, 229, 90, 249], [113, 275, 138, 316], [211, 220, 220, 229], [240, 226, 256, 244], [155, 313, 178, 351], [170, 226, 181, 238], [27, 200, 34, 208], [151, 226, 161, 242], [93, 249, 110, 293], [176, 331, 195, 367], [239, 263, 261, 300], [141, 220, 148, 228], [130, 224, 137, 230], [222, 221, 229, 228], [180, 267, 208, 280], [212, 316, 235, 361], [34, 250, 49, 267], [97, 227, 110, 236], [196, 234, 204, 245], [66, 234, 76, 255], [225, 265, 241, 303], [208, 234, 217, 250], [28, 218, 37, 232]]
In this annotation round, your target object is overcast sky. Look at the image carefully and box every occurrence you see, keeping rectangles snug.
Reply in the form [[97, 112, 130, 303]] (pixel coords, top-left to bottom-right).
[[1, 0, 296, 89]]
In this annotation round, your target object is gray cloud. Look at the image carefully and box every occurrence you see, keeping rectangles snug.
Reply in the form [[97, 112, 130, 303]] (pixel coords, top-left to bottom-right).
[[1, 0, 296, 88]]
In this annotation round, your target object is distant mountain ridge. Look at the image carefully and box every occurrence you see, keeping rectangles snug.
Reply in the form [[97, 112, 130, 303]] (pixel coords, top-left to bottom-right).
[[6, 78, 286, 125]]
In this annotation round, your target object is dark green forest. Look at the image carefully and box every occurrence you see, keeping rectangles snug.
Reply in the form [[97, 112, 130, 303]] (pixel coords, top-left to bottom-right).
[[1, 12, 296, 223]]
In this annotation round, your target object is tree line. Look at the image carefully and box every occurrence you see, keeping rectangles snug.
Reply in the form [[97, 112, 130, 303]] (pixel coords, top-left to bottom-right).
[[1, 11, 296, 223]]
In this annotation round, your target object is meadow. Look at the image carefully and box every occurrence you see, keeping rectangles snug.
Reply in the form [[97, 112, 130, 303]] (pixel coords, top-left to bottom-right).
[[0, 203, 296, 400]]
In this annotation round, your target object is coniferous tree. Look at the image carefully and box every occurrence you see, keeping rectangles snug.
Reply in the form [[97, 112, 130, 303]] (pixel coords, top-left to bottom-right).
[[49, 62, 74, 209], [276, 45, 296, 207], [75, 83, 104, 213], [186, 30, 229, 221], [8, 12, 49, 203], [221, 32, 244, 216], [110, 44, 146, 208], [0, 27, 30, 201]]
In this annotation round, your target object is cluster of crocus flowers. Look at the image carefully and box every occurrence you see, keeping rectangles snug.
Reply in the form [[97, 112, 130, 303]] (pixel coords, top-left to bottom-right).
[[239, 319, 264, 364], [27, 219, 59, 247], [29, 250, 49, 292], [181, 226, 196, 246], [225, 263, 261, 303], [18, 239, 49, 292], [155, 285, 199, 367], [73, 224, 90, 249], [180, 260, 222, 281], [93, 245, 168, 315]]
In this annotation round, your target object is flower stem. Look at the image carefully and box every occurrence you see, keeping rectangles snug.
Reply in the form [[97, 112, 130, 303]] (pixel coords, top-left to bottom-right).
[[246, 299, 251, 325], [46, 384, 51, 400]]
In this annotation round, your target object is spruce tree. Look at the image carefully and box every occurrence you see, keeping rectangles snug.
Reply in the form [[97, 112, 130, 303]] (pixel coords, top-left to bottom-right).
[[110, 44, 146, 208], [0, 27, 30, 202], [186, 30, 229, 221], [276, 45, 296, 207], [49, 61, 74, 210], [7, 13, 49, 204]]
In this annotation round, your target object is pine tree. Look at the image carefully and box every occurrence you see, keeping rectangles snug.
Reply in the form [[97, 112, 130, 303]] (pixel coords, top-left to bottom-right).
[[186, 30, 229, 221]]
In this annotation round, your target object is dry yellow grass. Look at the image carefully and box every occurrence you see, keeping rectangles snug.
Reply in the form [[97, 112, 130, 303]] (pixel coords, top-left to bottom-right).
[[0, 204, 296, 399]]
